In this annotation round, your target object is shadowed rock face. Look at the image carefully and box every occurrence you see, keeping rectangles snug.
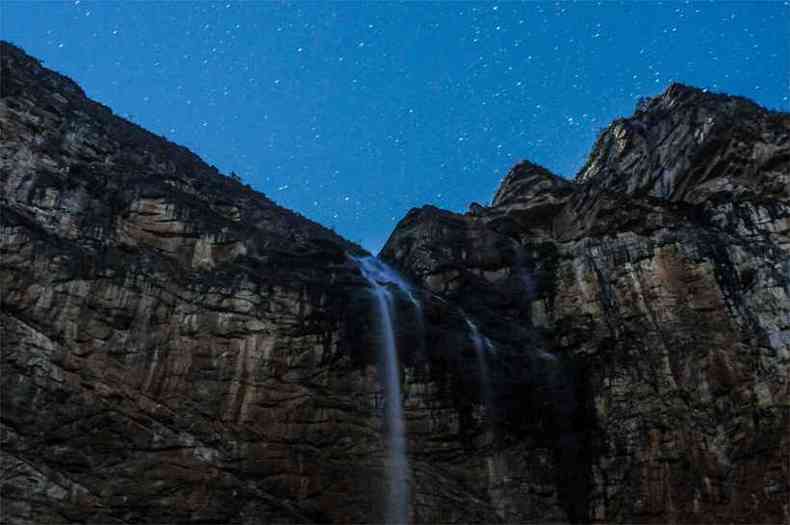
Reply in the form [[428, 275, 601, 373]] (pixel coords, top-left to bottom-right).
[[1, 40, 788, 525], [381, 84, 790, 523]]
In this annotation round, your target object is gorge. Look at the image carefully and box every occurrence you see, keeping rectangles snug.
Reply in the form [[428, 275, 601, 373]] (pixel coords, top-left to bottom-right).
[[1, 41, 789, 524]]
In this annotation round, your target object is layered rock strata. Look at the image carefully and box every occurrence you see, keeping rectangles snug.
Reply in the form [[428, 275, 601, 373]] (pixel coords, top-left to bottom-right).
[[0, 42, 518, 524], [381, 84, 790, 524], [2, 40, 789, 524]]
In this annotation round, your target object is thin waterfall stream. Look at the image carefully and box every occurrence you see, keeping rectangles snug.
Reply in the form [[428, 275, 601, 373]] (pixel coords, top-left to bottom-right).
[[462, 313, 505, 518], [464, 317, 493, 412], [353, 256, 416, 525]]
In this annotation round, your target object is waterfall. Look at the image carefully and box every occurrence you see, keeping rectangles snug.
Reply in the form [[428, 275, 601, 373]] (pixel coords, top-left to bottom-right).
[[353, 256, 413, 525], [463, 314, 504, 517], [355, 256, 421, 311], [464, 317, 492, 410]]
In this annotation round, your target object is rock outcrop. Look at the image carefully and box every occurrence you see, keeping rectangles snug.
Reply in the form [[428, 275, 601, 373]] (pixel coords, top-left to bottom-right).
[[381, 84, 790, 523], [2, 40, 788, 524]]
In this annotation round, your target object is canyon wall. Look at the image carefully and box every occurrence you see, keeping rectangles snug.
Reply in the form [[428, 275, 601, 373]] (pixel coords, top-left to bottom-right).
[[2, 42, 788, 524], [381, 84, 790, 524]]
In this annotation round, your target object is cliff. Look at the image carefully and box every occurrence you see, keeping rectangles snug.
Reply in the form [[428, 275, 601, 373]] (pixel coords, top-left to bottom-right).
[[381, 84, 790, 523], [2, 41, 788, 524], [0, 40, 569, 525]]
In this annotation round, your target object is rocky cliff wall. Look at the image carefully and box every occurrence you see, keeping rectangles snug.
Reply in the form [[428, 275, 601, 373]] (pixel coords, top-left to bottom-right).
[[381, 86, 790, 523], [0, 42, 533, 524], [2, 41, 788, 524]]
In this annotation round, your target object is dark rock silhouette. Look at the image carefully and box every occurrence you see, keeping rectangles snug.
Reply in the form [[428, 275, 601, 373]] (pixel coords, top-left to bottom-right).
[[2, 41, 788, 524]]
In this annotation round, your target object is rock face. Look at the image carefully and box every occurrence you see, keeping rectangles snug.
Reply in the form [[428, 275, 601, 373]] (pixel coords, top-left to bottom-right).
[[381, 85, 790, 523], [0, 42, 503, 525], [1, 41, 788, 524]]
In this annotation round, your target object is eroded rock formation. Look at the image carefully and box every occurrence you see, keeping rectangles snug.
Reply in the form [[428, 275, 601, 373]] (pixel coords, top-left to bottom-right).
[[2, 41, 788, 524], [381, 84, 790, 524]]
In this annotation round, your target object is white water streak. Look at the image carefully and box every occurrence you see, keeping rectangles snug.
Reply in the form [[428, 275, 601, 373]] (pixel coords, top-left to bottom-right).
[[354, 256, 412, 524]]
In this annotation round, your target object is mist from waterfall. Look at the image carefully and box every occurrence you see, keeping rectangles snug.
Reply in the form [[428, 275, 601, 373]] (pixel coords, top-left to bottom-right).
[[353, 256, 414, 525]]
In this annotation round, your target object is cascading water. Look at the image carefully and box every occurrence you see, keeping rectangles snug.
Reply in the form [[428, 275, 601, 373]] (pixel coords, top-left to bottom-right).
[[353, 256, 415, 525], [464, 317, 492, 410], [463, 314, 504, 517], [355, 256, 421, 310]]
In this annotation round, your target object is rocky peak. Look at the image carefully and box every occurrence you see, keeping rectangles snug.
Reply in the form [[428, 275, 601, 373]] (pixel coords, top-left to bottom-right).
[[491, 160, 572, 207], [646, 82, 709, 110], [576, 81, 790, 207], [640, 82, 757, 116]]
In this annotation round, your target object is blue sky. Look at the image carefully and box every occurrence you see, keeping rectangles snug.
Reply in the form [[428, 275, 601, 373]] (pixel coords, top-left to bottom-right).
[[3, 1, 788, 251]]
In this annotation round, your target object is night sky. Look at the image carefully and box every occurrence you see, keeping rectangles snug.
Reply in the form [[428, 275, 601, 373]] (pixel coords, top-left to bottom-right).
[[3, 2, 788, 252]]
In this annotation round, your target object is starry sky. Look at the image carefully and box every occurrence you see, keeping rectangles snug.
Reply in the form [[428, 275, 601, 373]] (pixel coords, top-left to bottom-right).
[[3, 2, 789, 252]]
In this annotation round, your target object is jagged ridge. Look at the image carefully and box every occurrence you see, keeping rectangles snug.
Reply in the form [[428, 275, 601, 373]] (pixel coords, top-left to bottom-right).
[[382, 83, 790, 523]]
